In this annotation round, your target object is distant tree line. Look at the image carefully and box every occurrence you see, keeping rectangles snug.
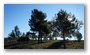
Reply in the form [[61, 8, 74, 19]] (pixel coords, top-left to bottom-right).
[[4, 9, 83, 49]]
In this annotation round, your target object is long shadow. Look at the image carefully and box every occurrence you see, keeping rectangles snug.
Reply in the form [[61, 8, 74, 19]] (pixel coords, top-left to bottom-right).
[[47, 40, 65, 49]]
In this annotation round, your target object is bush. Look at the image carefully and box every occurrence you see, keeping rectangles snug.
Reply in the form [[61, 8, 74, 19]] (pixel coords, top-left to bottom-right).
[[17, 37, 30, 42]]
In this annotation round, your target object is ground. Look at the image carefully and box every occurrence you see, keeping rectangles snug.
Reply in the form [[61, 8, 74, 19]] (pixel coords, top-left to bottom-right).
[[4, 40, 84, 49]]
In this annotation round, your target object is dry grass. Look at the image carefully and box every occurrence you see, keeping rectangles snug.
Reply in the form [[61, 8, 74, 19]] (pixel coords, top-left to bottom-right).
[[4, 40, 84, 49]]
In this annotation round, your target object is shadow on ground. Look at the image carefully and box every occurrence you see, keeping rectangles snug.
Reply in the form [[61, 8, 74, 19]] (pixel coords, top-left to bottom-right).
[[47, 41, 65, 49]]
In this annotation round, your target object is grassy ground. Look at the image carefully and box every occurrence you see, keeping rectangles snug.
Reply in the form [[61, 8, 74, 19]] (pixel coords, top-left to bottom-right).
[[4, 40, 84, 49]]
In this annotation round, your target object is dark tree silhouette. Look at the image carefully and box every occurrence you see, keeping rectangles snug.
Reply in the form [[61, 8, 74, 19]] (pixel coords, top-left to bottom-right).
[[54, 9, 83, 49], [72, 31, 82, 42], [28, 9, 50, 43], [26, 31, 31, 37], [8, 30, 16, 41], [9, 30, 16, 38], [7, 25, 21, 42], [21, 33, 26, 37], [26, 31, 36, 40], [45, 21, 53, 40], [48, 33, 53, 40], [26, 31, 31, 38], [76, 31, 82, 42], [31, 34, 37, 40], [50, 17, 60, 40], [17, 37, 30, 42], [17, 32, 30, 42], [14, 25, 21, 38], [52, 30, 59, 40]]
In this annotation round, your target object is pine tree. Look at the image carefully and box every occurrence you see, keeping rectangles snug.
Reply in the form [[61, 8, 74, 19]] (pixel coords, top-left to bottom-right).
[[28, 9, 50, 43], [54, 9, 83, 49]]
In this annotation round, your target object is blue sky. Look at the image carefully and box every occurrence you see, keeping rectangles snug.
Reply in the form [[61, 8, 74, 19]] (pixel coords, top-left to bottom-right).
[[4, 4, 84, 40]]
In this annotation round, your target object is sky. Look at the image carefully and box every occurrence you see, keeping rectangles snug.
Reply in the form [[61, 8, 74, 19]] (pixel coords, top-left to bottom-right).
[[4, 4, 84, 40]]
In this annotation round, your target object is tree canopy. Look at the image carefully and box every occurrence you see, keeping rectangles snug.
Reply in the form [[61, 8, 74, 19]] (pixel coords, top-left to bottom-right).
[[6, 9, 83, 47], [28, 9, 51, 43], [54, 9, 83, 48]]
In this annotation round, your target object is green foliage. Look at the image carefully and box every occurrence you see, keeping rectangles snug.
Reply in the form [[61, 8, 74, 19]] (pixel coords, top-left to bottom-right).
[[8, 30, 16, 38], [17, 37, 30, 42], [7, 30, 16, 42], [28, 9, 47, 32], [28, 9, 50, 43], [21, 33, 26, 37], [54, 9, 83, 39], [72, 31, 82, 42], [7, 25, 21, 42], [54, 9, 83, 48], [14, 25, 21, 38], [5, 9, 84, 49]]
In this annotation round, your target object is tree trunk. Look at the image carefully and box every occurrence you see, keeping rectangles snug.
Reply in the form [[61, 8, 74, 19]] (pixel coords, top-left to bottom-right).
[[63, 32, 66, 49], [63, 36, 66, 49], [38, 31, 40, 44], [38, 31, 43, 44], [38, 37, 39, 44], [40, 31, 41, 43], [41, 34, 42, 43]]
